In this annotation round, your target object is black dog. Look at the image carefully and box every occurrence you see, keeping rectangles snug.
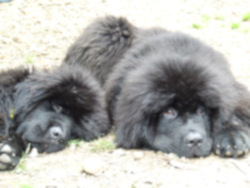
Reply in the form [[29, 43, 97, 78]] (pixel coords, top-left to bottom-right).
[[0, 65, 110, 170], [64, 16, 250, 158]]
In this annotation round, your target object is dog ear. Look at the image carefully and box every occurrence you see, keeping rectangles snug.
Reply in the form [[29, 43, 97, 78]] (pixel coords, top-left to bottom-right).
[[114, 74, 174, 148]]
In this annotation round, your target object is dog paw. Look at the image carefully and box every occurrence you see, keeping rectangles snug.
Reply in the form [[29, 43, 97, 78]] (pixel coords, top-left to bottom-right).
[[0, 136, 25, 171], [213, 128, 250, 158]]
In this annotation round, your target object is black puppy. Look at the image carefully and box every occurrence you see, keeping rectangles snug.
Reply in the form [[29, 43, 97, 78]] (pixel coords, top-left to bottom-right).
[[64, 16, 250, 158], [0, 65, 110, 170]]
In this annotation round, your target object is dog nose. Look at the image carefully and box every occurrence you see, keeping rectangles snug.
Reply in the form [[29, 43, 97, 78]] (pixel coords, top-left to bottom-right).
[[184, 132, 203, 147], [50, 126, 64, 140]]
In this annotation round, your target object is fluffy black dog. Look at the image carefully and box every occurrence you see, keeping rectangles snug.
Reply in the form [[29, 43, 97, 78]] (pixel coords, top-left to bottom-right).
[[0, 65, 110, 170], [64, 16, 250, 158]]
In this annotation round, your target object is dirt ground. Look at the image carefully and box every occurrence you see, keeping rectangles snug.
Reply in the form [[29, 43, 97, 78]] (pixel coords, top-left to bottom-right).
[[0, 0, 250, 187]]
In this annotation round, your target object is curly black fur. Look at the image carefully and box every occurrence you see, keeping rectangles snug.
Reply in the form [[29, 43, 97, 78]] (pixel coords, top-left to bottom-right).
[[64, 16, 135, 86], [0, 65, 110, 170], [63, 16, 250, 158]]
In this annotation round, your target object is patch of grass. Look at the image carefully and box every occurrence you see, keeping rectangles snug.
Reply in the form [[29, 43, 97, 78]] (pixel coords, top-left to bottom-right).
[[67, 139, 85, 147], [16, 160, 26, 172], [202, 14, 211, 22], [15, 144, 31, 172], [243, 28, 249, 33], [131, 184, 136, 188], [242, 12, 250, 21], [19, 184, 34, 188], [214, 15, 224, 21], [25, 54, 35, 64], [231, 23, 240, 29], [221, 24, 226, 28], [91, 138, 115, 152], [192, 23, 202, 29]]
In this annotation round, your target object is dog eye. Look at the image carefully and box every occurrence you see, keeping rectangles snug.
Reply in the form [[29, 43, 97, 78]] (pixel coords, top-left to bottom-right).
[[164, 107, 177, 119], [196, 107, 205, 115]]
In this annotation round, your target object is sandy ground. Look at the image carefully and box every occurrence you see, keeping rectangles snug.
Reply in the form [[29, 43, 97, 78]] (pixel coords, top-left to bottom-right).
[[0, 0, 250, 187]]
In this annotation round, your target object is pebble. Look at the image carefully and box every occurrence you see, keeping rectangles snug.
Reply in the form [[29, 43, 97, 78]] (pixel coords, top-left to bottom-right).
[[81, 157, 103, 175], [12, 37, 21, 43], [113, 148, 126, 156], [132, 151, 144, 160]]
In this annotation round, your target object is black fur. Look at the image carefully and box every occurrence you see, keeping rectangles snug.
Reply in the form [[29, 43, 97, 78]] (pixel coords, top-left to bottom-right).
[[0, 68, 29, 170], [0, 65, 110, 170], [0, 68, 30, 137], [63, 16, 250, 158], [64, 16, 135, 86]]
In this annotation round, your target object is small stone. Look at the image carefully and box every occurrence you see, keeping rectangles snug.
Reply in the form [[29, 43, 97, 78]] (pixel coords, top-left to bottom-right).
[[169, 160, 186, 169], [167, 153, 179, 159], [12, 37, 21, 43], [113, 148, 126, 156], [132, 151, 144, 160], [81, 157, 103, 175]]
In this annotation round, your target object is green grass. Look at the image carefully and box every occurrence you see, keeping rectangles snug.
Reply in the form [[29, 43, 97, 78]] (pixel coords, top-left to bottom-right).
[[15, 144, 31, 172], [202, 14, 211, 22], [221, 24, 226, 28], [19, 184, 34, 188], [231, 23, 240, 29], [214, 15, 225, 21], [91, 138, 115, 152], [191, 15, 211, 29], [192, 23, 202, 29], [67, 139, 85, 147], [242, 12, 250, 21], [25, 54, 35, 64], [68, 137, 115, 152], [243, 28, 249, 33]]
